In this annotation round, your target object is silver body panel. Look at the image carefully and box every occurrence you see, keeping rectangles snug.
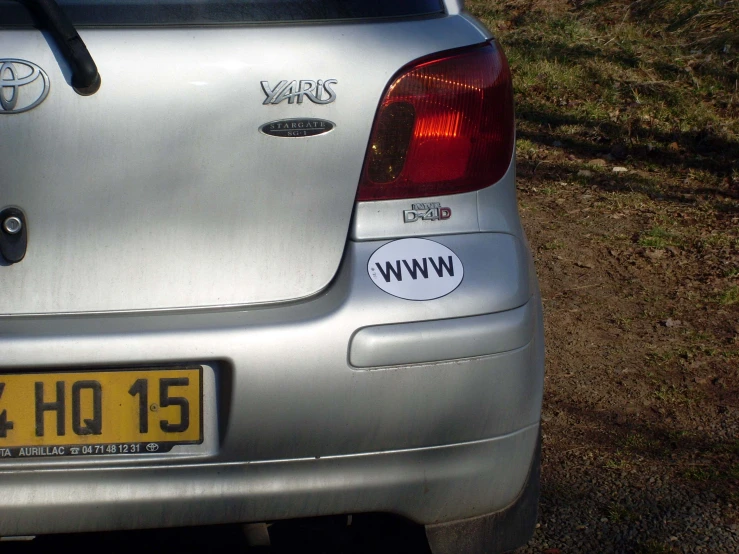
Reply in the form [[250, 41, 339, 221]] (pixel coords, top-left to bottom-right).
[[0, 233, 537, 463], [0, 4, 544, 538], [0, 230, 545, 533], [0, 232, 544, 531], [0, 16, 486, 315], [351, 156, 522, 240]]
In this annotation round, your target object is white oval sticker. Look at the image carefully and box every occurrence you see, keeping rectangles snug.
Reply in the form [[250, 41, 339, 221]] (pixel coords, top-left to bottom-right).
[[367, 238, 464, 301]]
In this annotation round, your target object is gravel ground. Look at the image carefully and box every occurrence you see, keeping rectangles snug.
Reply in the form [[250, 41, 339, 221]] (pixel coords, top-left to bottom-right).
[[519, 445, 739, 553]]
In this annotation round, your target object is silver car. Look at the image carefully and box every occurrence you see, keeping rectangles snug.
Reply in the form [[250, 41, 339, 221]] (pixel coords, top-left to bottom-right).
[[0, 0, 544, 552]]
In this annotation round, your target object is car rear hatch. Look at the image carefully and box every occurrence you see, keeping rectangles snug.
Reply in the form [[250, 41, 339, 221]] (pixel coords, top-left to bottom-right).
[[0, 0, 483, 315]]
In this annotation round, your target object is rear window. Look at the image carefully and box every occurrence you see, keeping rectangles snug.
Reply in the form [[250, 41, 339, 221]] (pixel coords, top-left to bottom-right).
[[0, 0, 445, 26]]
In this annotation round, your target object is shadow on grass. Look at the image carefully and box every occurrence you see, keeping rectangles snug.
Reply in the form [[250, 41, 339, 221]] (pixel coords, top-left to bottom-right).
[[513, 77, 739, 211], [518, 108, 739, 170], [549, 401, 739, 488], [516, 156, 739, 213], [485, 1, 739, 211]]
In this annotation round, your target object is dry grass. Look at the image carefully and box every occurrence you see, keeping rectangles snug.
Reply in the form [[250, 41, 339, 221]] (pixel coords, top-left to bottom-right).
[[467, 0, 739, 195], [629, 0, 739, 59], [468, 0, 739, 506]]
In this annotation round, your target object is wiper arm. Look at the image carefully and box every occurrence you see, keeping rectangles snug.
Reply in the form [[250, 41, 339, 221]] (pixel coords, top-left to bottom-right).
[[16, 0, 101, 95]]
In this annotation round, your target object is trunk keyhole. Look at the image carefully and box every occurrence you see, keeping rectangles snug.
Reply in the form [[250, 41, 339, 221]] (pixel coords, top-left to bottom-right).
[[0, 207, 28, 264]]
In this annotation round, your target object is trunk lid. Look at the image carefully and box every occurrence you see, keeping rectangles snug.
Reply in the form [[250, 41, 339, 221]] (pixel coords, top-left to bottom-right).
[[0, 17, 481, 314]]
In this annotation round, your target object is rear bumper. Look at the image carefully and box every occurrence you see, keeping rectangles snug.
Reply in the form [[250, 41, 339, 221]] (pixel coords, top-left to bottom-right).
[[0, 424, 539, 535], [0, 233, 544, 534]]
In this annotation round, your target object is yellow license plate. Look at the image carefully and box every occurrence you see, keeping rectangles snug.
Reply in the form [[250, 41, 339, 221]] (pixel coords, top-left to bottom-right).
[[0, 368, 202, 459]]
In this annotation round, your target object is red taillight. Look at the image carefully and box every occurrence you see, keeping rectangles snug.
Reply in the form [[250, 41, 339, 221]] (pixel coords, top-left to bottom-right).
[[357, 42, 514, 202]]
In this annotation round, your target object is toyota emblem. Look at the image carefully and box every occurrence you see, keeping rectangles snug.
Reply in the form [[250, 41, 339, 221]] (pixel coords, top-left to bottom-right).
[[0, 59, 50, 114]]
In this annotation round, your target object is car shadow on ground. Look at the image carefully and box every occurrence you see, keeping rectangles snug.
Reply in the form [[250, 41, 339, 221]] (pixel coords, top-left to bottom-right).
[[0, 515, 432, 554]]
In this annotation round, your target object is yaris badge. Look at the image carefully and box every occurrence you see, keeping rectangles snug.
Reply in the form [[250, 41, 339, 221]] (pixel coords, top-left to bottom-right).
[[261, 79, 337, 105], [0, 60, 50, 114]]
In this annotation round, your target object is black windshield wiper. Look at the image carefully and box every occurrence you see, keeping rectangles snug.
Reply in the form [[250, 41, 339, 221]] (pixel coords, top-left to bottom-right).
[[15, 0, 101, 95]]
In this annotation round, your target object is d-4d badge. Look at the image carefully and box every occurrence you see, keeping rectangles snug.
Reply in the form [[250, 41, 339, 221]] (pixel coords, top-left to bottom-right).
[[403, 202, 452, 223]]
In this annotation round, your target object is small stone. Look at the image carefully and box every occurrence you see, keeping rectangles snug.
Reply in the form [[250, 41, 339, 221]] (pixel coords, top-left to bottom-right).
[[662, 318, 681, 327], [588, 159, 608, 167], [578, 169, 594, 177], [612, 166, 628, 173], [644, 249, 665, 260], [668, 142, 680, 151]]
